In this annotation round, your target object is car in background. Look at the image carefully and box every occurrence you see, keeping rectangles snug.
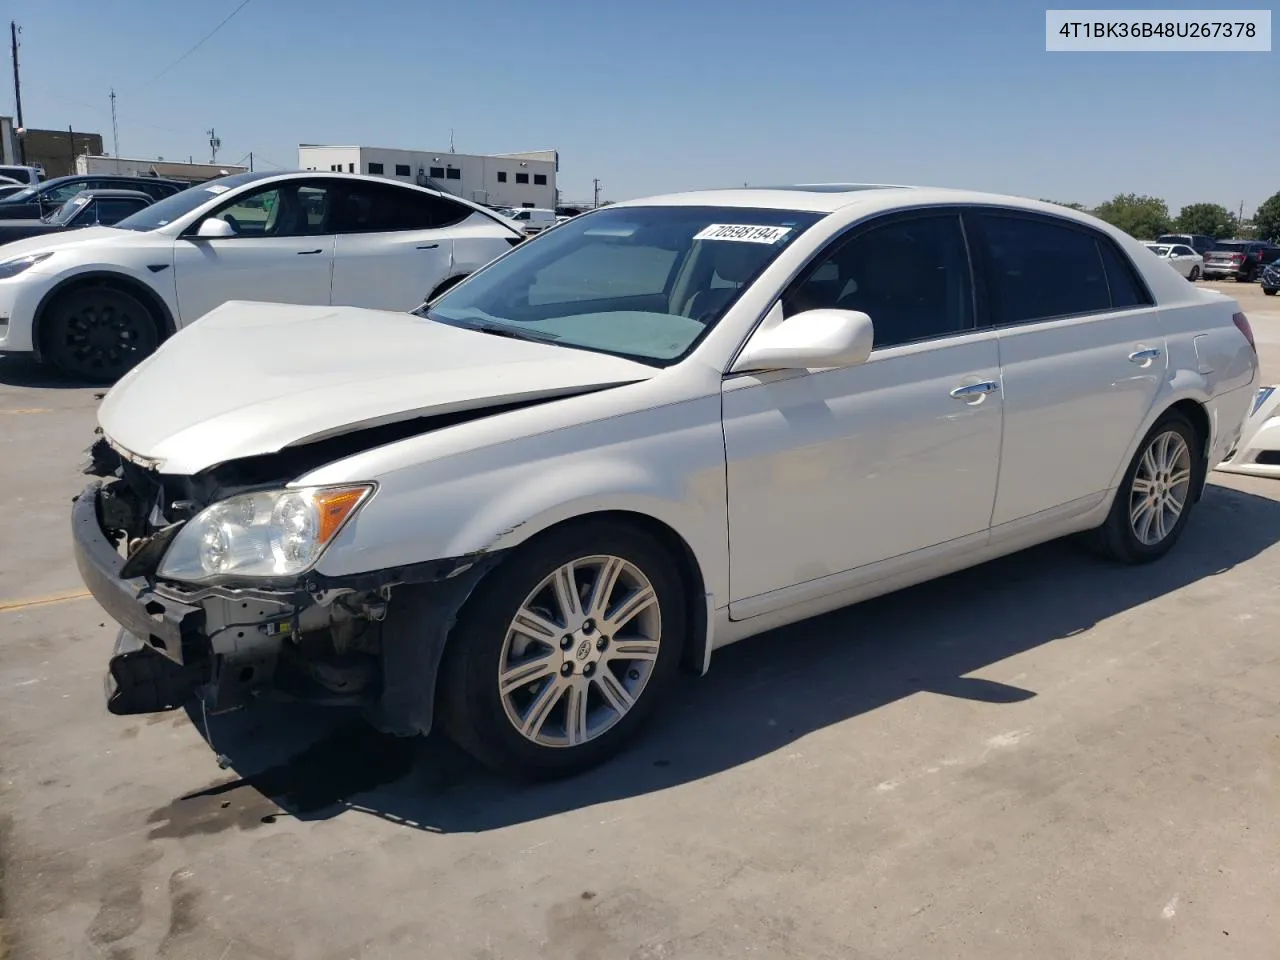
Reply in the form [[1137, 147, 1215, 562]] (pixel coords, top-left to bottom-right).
[[0, 183, 24, 201], [1261, 261, 1279, 296], [507, 207, 558, 234], [1202, 239, 1280, 282], [0, 170, 523, 381], [1155, 233, 1216, 259], [0, 175, 186, 221], [1144, 242, 1203, 280], [1217, 385, 1280, 477], [0, 189, 154, 245], [0, 164, 43, 186], [72, 185, 1257, 779]]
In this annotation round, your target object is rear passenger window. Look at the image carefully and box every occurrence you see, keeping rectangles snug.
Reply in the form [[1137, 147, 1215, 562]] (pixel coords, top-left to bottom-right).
[[784, 213, 973, 349], [1098, 239, 1153, 308], [334, 181, 471, 232], [979, 214, 1110, 324]]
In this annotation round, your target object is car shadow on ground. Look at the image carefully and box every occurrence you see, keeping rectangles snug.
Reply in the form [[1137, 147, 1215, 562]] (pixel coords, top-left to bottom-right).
[[0, 355, 100, 390], [161, 482, 1280, 836]]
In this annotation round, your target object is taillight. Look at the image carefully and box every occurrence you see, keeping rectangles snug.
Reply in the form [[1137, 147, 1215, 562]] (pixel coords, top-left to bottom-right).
[[1232, 253, 1245, 262], [1233, 312, 1256, 353]]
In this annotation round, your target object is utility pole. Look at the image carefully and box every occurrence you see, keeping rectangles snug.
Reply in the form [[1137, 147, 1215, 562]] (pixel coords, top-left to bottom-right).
[[68, 125, 75, 175], [207, 128, 220, 164], [109, 88, 119, 159], [248, 151, 253, 172], [10, 22, 24, 164], [593, 177, 601, 208]]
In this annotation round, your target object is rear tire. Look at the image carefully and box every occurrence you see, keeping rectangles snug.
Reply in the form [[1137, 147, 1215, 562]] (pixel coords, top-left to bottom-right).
[[1088, 411, 1203, 564], [1188, 266, 1200, 281], [1265, 288, 1278, 296], [438, 519, 686, 780], [41, 286, 161, 384]]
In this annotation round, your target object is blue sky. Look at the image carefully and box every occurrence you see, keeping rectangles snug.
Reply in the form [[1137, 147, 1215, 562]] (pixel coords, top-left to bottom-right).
[[9, 0, 1277, 213]]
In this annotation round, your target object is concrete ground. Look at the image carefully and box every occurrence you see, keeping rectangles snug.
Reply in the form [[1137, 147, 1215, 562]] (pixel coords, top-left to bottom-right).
[[1, 281, 1278, 960]]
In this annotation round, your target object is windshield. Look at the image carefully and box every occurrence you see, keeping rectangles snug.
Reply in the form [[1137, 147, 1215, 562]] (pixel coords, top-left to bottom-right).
[[48, 194, 91, 225], [113, 172, 270, 231], [421, 205, 823, 366], [1146, 245, 1171, 257]]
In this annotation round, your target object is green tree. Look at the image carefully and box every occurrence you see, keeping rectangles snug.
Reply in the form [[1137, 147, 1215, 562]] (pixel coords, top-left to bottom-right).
[[1091, 193, 1170, 239], [1254, 190, 1280, 243], [1173, 203, 1237, 238]]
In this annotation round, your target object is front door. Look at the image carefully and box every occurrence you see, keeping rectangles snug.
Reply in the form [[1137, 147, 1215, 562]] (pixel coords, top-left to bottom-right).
[[722, 211, 1003, 614], [971, 210, 1167, 527], [172, 181, 336, 325]]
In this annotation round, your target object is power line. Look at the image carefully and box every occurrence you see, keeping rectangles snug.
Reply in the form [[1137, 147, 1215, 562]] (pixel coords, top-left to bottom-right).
[[146, 0, 254, 85]]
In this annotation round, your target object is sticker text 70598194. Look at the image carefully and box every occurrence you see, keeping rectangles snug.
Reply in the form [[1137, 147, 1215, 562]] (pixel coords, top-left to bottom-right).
[[693, 224, 793, 244]]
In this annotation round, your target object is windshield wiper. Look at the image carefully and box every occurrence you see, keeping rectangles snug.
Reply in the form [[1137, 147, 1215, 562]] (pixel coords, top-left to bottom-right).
[[431, 315, 562, 344]]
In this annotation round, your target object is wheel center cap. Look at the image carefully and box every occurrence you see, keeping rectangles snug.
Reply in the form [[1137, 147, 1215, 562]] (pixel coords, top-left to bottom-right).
[[574, 638, 592, 661]]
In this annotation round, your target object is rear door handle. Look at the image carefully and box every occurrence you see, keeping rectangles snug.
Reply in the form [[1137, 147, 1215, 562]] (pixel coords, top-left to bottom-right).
[[950, 380, 1000, 400], [1129, 347, 1162, 364], [416, 243, 439, 250], [297, 248, 324, 255]]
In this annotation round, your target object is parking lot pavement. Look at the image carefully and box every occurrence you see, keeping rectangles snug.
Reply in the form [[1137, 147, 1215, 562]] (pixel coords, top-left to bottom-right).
[[2, 280, 1279, 960]]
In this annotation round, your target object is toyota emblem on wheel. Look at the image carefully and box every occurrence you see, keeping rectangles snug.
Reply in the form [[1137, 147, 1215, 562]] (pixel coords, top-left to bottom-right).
[[575, 639, 592, 661]]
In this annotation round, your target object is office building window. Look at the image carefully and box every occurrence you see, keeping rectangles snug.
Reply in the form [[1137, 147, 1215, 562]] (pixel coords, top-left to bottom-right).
[[446, 167, 461, 180], [534, 174, 547, 185], [348, 163, 355, 173], [516, 173, 529, 184], [367, 162, 384, 174], [429, 166, 445, 178], [395, 164, 410, 176], [522, 202, 535, 208], [497, 171, 508, 183]]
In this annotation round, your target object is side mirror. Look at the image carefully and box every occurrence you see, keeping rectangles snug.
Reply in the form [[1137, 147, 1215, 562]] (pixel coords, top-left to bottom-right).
[[193, 217, 235, 239], [732, 308, 875, 373]]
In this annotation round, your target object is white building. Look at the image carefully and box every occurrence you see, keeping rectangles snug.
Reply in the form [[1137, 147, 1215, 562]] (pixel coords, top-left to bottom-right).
[[297, 144, 558, 209]]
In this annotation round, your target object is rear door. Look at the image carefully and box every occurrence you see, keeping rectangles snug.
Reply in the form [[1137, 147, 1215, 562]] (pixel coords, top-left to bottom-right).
[[972, 209, 1166, 527], [330, 180, 458, 310], [172, 179, 336, 324]]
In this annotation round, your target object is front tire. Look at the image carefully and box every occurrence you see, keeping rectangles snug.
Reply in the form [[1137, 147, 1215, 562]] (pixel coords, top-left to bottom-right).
[[1188, 265, 1200, 281], [1088, 412, 1203, 564], [41, 286, 161, 384], [1264, 288, 1277, 296], [439, 520, 686, 779]]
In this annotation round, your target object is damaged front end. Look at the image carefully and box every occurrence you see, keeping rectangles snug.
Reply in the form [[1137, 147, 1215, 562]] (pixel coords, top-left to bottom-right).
[[73, 434, 503, 737]]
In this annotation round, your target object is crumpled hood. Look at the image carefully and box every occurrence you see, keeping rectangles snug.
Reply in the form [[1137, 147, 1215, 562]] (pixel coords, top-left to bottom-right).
[[98, 300, 658, 475]]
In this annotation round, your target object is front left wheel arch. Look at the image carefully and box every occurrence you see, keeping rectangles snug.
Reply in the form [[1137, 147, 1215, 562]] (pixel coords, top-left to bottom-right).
[[32, 271, 177, 363]]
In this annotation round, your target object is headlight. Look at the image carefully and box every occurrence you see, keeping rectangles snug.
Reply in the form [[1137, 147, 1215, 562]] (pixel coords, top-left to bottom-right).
[[157, 485, 373, 582], [0, 252, 53, 279]]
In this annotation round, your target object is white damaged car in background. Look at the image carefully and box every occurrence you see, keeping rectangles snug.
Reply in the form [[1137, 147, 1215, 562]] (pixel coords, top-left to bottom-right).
[[72, 185, 1258, 779], [1216, 385, 1280, 478]]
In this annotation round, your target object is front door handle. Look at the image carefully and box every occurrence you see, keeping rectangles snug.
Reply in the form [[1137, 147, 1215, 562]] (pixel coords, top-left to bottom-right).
[[950, 380, 1000, 400], [1129, 347, 1162, 364], [416, 243, 439, 250], [297, 248, 324, 256]]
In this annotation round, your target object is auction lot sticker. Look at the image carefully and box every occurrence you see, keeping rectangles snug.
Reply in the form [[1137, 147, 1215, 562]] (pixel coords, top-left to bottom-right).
[[694, 224, 793, 244]]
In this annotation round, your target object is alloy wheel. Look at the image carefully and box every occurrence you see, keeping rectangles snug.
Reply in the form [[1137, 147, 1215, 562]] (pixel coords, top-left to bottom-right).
[[1129, 430, 1192, 546], [53, 300, 154, 380], [498, 555, 661, 748]]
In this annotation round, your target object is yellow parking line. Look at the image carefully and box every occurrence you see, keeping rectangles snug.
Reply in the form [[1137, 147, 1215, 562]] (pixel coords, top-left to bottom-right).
[[0, 408, 51, 415], [0, 589, 92, 613]]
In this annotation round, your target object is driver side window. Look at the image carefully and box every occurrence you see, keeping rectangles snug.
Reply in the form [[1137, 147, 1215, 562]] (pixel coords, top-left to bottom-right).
[[783, 214, 974, 349], [209, 184, 332, 238]]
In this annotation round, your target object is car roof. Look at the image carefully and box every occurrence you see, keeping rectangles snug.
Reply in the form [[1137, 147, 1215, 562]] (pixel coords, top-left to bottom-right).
[[70, 189, 154, 199], [609, 184, 1110, 220]]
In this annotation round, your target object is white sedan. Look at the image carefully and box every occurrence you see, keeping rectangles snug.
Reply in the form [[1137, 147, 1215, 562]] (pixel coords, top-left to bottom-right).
[[0, 171, 522, 381], [74, 185, 1258, 779], [1144, 241, 1204, 281]]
